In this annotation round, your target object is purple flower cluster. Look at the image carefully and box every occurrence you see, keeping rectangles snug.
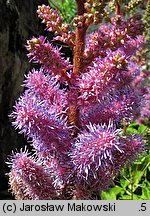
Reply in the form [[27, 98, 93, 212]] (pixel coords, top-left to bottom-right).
[[10, 81, 71, 154], [137, 86, 150, 125], [37, 5, 70, 34], [79, 15, 147, 128], [8, 149, 57, 200], [83, 15, 145, 68], [8, 3, 148, 200], [71, 121, 143, 194], [23, 68, 67, 113], [79, 88, 141, 127], [37, 5, 75, 48], [26, 36, 72, 81], [79, 49, 131, 101]]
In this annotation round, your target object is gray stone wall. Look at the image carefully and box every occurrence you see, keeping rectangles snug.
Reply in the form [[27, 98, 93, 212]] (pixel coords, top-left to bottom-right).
[[0, 0, 49, 199]]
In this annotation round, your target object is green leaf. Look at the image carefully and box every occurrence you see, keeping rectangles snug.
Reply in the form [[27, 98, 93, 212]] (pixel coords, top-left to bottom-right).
[[101, 186, 124, 200], [127, 127, 138, 134], [101, 191, 112, 200], [132, 194, 141, 200], [138, 124, 147, 135], [119, 195, 132, 200], [132, 170, 145, 185], [142, 180, 150, 187], [110, 186, 123, 194], [128, 122, 139, 128], [120, 194, 140, 200], [120, 178, 130, 189], [141, 187, 150, 199]]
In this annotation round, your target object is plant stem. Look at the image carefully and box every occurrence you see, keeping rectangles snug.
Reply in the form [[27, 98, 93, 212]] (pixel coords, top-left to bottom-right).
[[129, 167, 134, 200], [68, 0, 87, 136], [116, 0, 121, 15], [73, 27, 87, 75], [73, 0, 87, 75], [48, 0, 63, 13], [122, 119, 129, 136]]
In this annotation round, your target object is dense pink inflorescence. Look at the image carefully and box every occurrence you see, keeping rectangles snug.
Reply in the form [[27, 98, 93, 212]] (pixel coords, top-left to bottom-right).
[[23, 68, 68, 113], [37, 5, 75, 48], [37, 5, 70, 34], [8, 150, 57, 199], [8, 4, 148, 200], [83, 15, 145, 70], [26, 36, 72, 82], [10, 92, 71, 155], [79, 88, 141, 126], [78, 49, 141, 105], [71, 121, 143, 193]]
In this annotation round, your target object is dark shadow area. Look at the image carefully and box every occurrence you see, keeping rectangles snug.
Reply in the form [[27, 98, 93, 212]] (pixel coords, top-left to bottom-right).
[[0, 0, 50, 200]]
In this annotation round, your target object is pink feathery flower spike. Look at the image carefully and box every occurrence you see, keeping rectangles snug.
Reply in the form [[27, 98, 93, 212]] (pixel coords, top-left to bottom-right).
[[7, 1, 148, 200]]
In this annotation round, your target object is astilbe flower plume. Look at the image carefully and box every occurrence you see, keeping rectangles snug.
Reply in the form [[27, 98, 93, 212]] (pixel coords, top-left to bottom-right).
[[37, 5, 75, 48], [7, 149, 57, 200], [71, 121, 143, 195], [79, 49, 140, 105], [23, 68, 67, 114], [8, 1, 148, 200], [37, 5, 70, 34], [10, 90, 71, 155], [79, 88, 141, 127], [26, 36, 72, 81], [83, 14, 145, 69]]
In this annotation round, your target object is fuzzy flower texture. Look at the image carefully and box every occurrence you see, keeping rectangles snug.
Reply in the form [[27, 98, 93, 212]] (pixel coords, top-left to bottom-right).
[[8, 4, 149, 200]]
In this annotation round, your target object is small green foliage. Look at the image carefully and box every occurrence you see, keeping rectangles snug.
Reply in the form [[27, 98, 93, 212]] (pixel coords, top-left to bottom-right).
[[102, 154, 150, 200], [102, 122, 150, 200], [48, 0, 76, 28], [126, 122, 148, 136], [101, 186, 123, 200]]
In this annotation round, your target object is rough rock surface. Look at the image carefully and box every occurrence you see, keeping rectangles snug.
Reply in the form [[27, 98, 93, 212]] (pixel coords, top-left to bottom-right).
[[0, 0, 49, 199]]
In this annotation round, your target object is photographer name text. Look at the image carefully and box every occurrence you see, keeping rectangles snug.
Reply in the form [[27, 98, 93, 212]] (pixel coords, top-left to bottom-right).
[[18, 202, 116, 212]]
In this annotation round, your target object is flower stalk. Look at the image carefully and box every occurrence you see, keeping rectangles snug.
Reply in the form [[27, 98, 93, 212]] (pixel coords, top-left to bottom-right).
[[116, 0, 121, 15], [68, 0, 88, 135]]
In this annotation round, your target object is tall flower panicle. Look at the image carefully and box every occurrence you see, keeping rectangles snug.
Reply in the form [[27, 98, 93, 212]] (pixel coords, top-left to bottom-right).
[[8, 1, 148, 200]]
